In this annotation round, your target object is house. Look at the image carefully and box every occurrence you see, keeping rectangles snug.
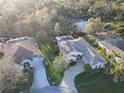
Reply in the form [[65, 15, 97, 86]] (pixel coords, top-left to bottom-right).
[[0, 43, 4, 58], [56, 35, 83, 64], [98, 39, 124, 60], [56, 35, 107, 68], [4, 36, 42, 64], [0, 37, 5, 54], [81, 45, 107, 69], [0, 43, 3, 52]]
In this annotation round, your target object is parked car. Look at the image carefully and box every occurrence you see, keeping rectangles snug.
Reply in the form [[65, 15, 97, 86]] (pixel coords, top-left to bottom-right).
[[67, 51, 83, 64]]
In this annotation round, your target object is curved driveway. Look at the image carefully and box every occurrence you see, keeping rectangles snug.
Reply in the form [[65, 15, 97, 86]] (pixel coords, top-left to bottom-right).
[[59, 61, 84, 93]]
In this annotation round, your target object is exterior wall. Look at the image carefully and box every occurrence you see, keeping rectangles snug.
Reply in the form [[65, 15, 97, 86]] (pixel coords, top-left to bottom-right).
[[93, 63, 105, 69], [98, 42, 112, 54], [98, 42, 120, 62]]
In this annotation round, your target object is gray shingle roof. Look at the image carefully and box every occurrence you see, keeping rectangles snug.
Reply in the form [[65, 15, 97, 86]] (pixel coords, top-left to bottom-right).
[[108, 39, 124, 51], [13, 46, 34, 64], [99, 39, 124, 58]]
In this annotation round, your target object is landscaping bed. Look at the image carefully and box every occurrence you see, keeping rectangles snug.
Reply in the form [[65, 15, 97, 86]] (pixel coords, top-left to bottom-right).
[[75, 70, 124, 93], [39, 42, 63, 86]]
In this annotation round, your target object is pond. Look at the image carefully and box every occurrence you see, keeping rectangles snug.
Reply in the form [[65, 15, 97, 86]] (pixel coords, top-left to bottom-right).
[[75, 20, 87, 32]]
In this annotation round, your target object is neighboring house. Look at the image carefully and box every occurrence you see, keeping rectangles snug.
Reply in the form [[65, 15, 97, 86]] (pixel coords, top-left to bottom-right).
[[4, 36, 42, 65], [56, 35, 106, 68], [56, 35, 83, 64], [0, 43, 3, 52], [0, 37, 5, 54], [98, 38, 124, 61], [0, 42, 5, 57], [0, 38, 4, 43]]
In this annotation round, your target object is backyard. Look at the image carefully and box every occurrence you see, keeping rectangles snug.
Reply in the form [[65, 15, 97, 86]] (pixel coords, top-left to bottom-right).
[[75, 70, 124, 93]]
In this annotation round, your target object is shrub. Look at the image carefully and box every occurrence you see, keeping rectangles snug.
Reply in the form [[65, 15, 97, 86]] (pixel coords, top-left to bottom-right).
[[104, 22, 116, 31], [0, 57, 31, 93], [84, 64, 92, 72], [53, 56, 68, 72]]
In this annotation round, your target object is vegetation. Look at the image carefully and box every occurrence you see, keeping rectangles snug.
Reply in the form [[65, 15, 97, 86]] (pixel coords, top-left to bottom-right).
[[39, 42, 62, 85], [0, 57, 32, 93], [53, 56, 68, 73], [85, 35, 98, 48], [75, 69, 124, 93], [84, 64, 92, 73], [36, 30, 49, 44], [54, 22, 61, 35], [111, 64, 124, 82], [0, 0, 124, 92], [85, 18, 103, 35]]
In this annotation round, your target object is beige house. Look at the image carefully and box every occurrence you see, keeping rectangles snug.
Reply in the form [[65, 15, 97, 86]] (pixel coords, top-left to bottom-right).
[[98, 39, 124, 61], [2, 37, 42, 64]]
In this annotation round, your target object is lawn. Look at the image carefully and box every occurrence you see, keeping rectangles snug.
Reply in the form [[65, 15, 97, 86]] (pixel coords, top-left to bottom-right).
[[75, 70, 124, 93], [39, 42, 63, 86]]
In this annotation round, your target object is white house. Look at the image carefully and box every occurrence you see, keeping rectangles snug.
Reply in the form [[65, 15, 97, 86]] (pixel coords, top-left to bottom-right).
[[56, 35, 107, 68], [82, 44, 106, 69], [56, 35, 83, 64]]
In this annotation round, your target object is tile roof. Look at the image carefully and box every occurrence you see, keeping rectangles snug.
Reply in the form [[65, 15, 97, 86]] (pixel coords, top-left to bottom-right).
[[4, 38, 41, 64]]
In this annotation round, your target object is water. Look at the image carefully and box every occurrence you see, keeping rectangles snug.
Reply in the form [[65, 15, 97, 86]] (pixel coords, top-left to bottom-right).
[[75, 20, 87, 32]]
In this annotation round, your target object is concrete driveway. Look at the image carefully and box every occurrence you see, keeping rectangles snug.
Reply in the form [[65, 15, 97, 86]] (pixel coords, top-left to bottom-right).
[[30, 57, 50, 93], [59, 61, 84, 93]]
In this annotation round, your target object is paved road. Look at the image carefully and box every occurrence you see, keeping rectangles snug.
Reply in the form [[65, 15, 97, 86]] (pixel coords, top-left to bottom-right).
[[59, 61, 84, 93]]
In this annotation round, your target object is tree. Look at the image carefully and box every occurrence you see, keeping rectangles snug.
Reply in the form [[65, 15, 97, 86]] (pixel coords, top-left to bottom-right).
[[84, 64, 92, 72], [54, 22, 61, 35], [116, 27, 124, 37], [111, 64, 124, 82], [104, 22, 116, 32], [53, 56, 68, 72], [36, 31, 49, 44], [85, 17, 103, 35], [0, 57, 29, 93]]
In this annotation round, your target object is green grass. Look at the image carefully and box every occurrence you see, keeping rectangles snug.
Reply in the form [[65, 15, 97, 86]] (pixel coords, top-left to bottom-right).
[[75, 70, 124, 93], [46, 64, 63, 85], [39, 42, 63, 86]]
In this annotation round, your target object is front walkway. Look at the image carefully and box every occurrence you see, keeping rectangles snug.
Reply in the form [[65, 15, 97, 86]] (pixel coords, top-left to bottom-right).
[[59, 61, 84, 93]]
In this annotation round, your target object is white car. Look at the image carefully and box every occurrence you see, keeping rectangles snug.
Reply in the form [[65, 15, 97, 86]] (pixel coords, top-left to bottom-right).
[[67, 51, 83, 64]]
